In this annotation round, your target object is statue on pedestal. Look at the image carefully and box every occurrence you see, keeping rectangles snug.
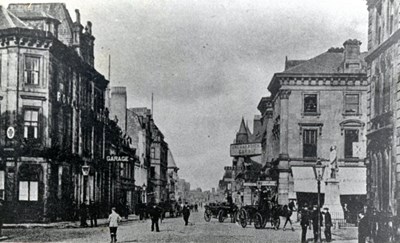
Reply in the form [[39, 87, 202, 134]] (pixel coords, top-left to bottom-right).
[[329, 146, 338, 179]]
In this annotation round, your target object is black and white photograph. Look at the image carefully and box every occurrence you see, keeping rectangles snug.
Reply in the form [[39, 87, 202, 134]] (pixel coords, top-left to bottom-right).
[[0, 0, 397, 242]]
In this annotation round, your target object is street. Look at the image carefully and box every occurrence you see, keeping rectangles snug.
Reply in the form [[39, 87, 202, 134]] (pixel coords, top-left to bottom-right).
[[3, 209, 357, 243]]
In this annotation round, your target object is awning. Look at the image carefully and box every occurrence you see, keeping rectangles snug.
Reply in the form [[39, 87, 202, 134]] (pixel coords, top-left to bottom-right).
[[291, 166, 366, 195]]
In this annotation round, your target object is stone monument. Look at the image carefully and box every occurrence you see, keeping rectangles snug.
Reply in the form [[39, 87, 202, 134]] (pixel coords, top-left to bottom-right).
[[324, 146, 344, 225]]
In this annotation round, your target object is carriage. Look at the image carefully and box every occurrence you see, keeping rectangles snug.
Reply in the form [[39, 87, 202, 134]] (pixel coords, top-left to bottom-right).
[[238, 190, 281, 229], [203, 202, 239, 223]]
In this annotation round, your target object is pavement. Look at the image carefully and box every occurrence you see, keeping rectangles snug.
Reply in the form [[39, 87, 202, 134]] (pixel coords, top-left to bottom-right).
[[2, 214, 138, 229]]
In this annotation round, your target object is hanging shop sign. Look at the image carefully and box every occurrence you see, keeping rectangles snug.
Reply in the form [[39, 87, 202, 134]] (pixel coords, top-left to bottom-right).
[[257, 180, 277, 187], [230, 143, 262, 157]]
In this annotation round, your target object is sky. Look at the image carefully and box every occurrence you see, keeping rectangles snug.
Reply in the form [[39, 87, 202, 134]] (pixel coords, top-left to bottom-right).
[[4, 0, 369, 191]]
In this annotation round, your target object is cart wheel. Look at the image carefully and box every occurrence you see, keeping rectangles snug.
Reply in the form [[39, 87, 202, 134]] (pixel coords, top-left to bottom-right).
[[239, 208, 247, 228], [218, 209, 226, 223], [204, 209, 211, 222], [254, 213, 263, 229]]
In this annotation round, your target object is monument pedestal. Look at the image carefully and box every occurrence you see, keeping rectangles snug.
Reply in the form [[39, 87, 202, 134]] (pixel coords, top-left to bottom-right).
[[324, 178, 344, 225]]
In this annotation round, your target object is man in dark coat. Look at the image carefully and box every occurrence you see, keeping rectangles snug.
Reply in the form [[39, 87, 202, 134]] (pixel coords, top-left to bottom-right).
[[312, 206, 323, 242], [323, 208, 332, 242], [89, 200, 98, 227], [80, 202, 88, 227], [358, 212, 369, 243], [300, 205, 310, 243], [148, 203, 161, 232], [182, 202, 191, 226]]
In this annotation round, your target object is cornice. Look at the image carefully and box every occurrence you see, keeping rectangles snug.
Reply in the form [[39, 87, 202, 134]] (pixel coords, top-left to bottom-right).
[[365, 28, 400, 63]]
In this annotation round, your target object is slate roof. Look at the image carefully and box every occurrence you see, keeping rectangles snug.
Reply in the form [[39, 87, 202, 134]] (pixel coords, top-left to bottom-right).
[[8, 3, 68, 21], [167, 150, 178, 169], [283, 50, 367, 74], [0, 5, 31, 29], [238, 118, 247, 135]]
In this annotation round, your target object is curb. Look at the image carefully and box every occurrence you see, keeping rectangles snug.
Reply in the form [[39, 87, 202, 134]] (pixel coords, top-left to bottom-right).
[[3, 216, 138, 229]]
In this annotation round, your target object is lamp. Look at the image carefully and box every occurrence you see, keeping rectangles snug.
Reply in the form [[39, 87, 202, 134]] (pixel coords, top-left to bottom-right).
[[313, 159, 325, 243], [82, 164, 90, 176], [313, 159, 325, 181]]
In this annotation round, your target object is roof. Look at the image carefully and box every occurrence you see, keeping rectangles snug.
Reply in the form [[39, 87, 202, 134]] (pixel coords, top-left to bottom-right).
[[238, 118, 247, 135], [283, 51, 344, 74], [0, 5, 31, 29], [283, 49, 367, 74], [8, 3, 69, 21], [167, 150, 178, 169]]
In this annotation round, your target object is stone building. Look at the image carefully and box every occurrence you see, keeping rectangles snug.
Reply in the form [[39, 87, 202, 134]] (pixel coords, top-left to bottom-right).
[[0, 3, 133, 222], [258, 40, 368, 212], [128, 107, 152, 205], [149, 122, 168, 203], [167, 149, 179, 202], [365, 0, 400, 234]]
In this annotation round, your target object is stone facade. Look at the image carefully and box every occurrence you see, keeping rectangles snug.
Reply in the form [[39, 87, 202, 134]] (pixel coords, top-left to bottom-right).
[[366, 0, 400, 231], [259, 40, 368, 210], [0, 3, 134, 222]]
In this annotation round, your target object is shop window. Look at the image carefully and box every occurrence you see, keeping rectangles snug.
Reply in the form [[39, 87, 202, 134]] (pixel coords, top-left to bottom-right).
[[344, 129, 359, 158], [0, 170, 4, 200], [24, 56, 40, 85], [24, 109, 39, 139], [304, 94, 318, 114], [303, 129, 317, 157], [344, 94, 360, 114], [19, 181, 38, 201]]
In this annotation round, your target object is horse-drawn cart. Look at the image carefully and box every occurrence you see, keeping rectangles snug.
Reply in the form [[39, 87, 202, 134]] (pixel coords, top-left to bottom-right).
[[204, 202, 238, 223]]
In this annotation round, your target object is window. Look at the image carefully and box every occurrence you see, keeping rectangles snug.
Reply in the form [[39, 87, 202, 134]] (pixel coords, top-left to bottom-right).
[[24, 56, 40, 85], [24, 109, 39, 139], [151, 148, 155, 159], [344, 94, 360, 114], [19, 181, 38, 201], [0, 170, 4, 200], [303, 129, 317, 157], [150, 166, 155, 178], [344, 129, 359, 158], [304, 94, 318, 113]]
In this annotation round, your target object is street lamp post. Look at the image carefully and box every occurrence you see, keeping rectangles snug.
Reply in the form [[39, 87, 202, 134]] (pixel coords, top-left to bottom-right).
[[313, 159, 325, 243], [82, 164, 90, 203], [142, 184, 147, 203]]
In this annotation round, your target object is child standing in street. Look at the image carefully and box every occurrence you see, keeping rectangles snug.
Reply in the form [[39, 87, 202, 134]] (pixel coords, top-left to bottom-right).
[[108, 207, 122, 243]]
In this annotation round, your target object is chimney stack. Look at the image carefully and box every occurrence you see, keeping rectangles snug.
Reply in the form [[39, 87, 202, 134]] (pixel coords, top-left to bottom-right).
[[343, 39, 362, 73], [75, 9, 81, 24], [86, 21, 92, 35]]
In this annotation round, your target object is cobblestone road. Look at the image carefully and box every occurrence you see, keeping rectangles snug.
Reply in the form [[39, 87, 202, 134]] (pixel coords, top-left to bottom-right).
[[3, 209, 358, 242]]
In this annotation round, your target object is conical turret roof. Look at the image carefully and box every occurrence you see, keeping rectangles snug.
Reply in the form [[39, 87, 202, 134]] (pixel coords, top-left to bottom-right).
[[238, 117, 247, 135]]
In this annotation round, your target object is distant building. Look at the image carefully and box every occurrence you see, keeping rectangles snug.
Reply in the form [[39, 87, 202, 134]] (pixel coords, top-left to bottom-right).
[[365, 0, 400, 231], [167, 150, 179, 202], [176, 178, 190, 203], [149, 123, 168, 203], [258, 40, 368, 210]]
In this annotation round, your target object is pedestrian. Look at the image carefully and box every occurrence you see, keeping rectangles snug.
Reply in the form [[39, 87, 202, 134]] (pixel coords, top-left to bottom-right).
[[358, 212, 369, 243], [80, 202, 88, 227], [108, 207, 122, 243], [300, 205, 310, 243], [312, 206, 323, 242], [343, 203, 349, 222], [149, 203, 161, 232], [89, 200, 98, 227], [323, 207, 332, 242], [182, 202, 191, 226], [282, 204, 294, 231]]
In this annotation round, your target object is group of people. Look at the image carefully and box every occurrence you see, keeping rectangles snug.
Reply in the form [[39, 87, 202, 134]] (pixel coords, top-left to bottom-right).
[[300, 204, 332, 243], [79, 201, 99, 227]]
